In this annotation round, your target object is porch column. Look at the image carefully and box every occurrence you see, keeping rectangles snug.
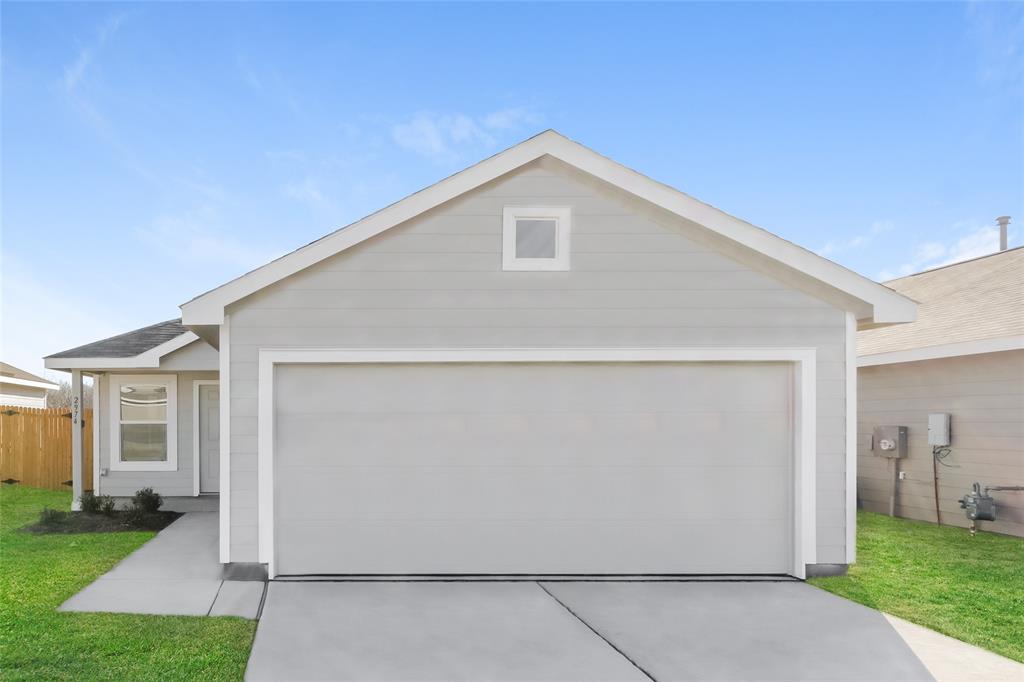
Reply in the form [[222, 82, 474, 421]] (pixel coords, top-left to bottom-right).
[[70, 369, 84, 511]]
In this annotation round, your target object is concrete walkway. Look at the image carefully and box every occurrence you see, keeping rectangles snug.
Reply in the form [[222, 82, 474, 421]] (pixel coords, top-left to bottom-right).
[[246, 581, 934, 681], [884, 614, 1024, 682], [59, 512, 263, 619]]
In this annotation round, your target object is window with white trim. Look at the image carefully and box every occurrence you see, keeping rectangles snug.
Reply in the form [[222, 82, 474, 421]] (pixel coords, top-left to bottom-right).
[[502, 206, 571, 271], [109, 375, 177, 471]]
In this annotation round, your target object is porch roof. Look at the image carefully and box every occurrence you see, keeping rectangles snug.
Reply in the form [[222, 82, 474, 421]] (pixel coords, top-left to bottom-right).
[[44, 319, 204, 370], [48, 319, 187, 359]]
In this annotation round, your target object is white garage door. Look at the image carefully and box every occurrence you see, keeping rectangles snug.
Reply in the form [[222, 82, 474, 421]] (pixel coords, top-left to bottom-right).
[[273, 362, 793, 575]]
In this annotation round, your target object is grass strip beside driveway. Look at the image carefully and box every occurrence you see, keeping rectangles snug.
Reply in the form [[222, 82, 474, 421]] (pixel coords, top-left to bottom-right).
[[0, 486, 254, 681], [810, 510, 1024, 663]]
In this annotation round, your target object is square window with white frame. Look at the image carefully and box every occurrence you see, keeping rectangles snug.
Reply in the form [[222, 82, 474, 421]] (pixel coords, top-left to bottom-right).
[[109, 375, 177, 471], [502, 206, 571, 271]]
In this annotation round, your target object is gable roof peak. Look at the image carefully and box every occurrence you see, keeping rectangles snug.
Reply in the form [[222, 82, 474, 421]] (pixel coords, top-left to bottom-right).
[[181, 131, 915, 328]]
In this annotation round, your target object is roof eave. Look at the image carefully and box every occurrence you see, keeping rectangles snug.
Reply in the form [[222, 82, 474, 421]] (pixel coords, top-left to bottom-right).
[[0, 376, 60, 391], [866, 296, 918, 326], [858, 335, 1024, 366]]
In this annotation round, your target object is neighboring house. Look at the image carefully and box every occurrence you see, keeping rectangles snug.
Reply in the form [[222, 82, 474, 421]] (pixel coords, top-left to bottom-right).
[[858, 245, 1024, 537], [0, 362, 59, 408], [45, 131, 916, 580]]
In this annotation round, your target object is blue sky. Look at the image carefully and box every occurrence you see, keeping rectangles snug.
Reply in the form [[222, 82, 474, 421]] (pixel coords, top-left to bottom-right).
[[2, 2, 1022, 376]]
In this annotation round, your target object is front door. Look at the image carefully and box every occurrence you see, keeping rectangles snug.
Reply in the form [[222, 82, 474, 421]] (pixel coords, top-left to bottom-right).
[[199, 383, 220, 493]]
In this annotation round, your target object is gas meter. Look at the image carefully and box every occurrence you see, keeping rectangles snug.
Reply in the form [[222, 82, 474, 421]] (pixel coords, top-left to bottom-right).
[[959, 483, 996, 522]]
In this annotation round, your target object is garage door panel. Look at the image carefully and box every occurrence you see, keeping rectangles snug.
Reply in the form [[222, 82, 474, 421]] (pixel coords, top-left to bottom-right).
[[276, 519, 791, 575], [277, 412, 790, 468], [276, 465, 789, 523], [277, 363, 790, 415], [274, 361, 792, 575]]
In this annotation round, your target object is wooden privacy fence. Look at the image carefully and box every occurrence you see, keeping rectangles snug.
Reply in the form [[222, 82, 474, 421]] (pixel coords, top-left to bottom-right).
[[0, 406, 93, 491]]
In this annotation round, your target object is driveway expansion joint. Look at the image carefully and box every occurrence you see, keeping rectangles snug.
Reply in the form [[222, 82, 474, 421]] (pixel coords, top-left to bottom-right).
[[536, 581, 657, 682], [206, 580, 225, 617]]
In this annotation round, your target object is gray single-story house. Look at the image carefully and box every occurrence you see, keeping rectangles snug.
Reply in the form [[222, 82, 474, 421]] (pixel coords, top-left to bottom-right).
[[0, 362, 59, 408], [858, 243, 1023, 536], [46, 131, 916, 580]]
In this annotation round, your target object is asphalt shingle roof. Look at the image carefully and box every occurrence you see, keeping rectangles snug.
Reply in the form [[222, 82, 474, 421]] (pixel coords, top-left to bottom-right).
[[46, 319, 188, 359], [858, 247, 1024, 356]]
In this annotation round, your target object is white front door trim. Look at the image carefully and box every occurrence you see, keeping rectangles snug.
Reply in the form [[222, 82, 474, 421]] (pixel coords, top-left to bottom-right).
[[193, 379, 220, 496], [256, 347, 818, 579]]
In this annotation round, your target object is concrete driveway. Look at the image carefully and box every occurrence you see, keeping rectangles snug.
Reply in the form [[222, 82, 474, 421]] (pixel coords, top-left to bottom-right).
[[246, 580, 933, 681]]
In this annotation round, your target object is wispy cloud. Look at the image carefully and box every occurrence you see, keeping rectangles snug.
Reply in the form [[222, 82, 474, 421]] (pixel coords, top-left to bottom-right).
[[233, 53, 306, 120], [62, 12, 129, 93], [236, 52, 264, 92], [818, 220, 895, 258], [137, 207, 276, 271], [392, 113, 491, 158], [58, 10, 173, 191], [284, 176, 339, 214], [877, 220, 1014, 280], [391, 107, 543, 161], [966, 1, 1024, 89], [481, 107, 543, 131]]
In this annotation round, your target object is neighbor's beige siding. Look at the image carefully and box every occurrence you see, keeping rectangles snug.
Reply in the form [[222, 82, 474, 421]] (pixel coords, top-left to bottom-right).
[[0, 383, 49, 408], [858, 350, 1024, 537], [226, 159, 850, 564]]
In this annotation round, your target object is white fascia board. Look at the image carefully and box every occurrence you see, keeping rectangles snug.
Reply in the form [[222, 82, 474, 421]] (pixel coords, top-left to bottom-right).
[[858, 335, 1024, 367], [44, 332, 201, 370], [180, 130, 916, 326], [0, 376, 60, 391]]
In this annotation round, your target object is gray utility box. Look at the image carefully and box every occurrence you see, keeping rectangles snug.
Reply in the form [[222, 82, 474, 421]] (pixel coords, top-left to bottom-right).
[[872, 425, 908, 459], [928, 413, 951, 446]]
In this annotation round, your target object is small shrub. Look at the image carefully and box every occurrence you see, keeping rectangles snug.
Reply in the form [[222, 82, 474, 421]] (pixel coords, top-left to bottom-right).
[[79, 491, 101, 514], [124, 505, 147, 527], [39, 508, 66, 527], [98, 495, 117, 516], [131, 487, 163, 513]]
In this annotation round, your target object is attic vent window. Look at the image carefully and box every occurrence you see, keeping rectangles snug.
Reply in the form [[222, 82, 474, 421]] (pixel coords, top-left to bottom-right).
[[503, 206, 571, 271]]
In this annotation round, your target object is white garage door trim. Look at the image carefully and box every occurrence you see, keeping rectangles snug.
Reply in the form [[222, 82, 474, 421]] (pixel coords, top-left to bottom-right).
[[256, 347, 818, 579]]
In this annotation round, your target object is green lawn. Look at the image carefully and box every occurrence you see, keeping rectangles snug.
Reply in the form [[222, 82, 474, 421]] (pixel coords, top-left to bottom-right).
[[0, 486, 255, 681], [810, 510, 1024, 663], [2, 489, 1021, 676]]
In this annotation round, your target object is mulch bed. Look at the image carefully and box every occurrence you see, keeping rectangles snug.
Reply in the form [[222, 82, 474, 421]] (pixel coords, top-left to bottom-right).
[[23, 509, 182, 534]]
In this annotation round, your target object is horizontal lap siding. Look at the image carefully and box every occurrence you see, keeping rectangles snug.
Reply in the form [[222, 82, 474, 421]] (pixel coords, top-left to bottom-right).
[[857, 350, 1024, 536], [227, 161, 848, 563], [98, 371, 218, 497]]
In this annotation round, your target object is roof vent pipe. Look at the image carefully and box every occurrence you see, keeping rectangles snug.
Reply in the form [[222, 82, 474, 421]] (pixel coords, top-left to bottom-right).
[[996, 216, 1010, 251]]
